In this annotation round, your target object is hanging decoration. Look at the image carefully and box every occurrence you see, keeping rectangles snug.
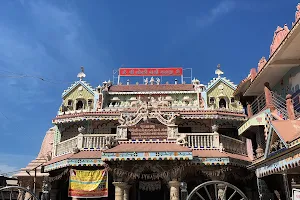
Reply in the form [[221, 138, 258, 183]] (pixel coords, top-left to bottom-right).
[[139, 181, 161, 191], [48, 168, 69, 182]]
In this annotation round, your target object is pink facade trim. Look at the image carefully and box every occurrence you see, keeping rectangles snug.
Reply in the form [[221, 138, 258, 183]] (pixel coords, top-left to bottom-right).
[[270, 24, 290, 56]]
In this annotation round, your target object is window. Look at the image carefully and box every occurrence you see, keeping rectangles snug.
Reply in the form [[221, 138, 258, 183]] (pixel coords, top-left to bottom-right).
[[209, 97, 215, 104], [67, 100, 73, 106], [76, 100, 84, 110], [230, 97, 235, 103], [88, 99, 93, 105]]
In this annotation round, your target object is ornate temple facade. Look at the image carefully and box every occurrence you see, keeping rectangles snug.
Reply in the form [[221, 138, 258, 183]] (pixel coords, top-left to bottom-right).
[[30, 65, 257, 200], [235, 3, 300, 200]]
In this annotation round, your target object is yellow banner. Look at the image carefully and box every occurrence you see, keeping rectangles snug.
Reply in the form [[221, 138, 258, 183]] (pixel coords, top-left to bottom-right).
[[68, 169, 108, 198]]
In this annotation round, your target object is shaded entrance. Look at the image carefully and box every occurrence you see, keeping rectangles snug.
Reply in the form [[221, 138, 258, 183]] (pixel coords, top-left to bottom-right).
[[138, 180, 168, 200]]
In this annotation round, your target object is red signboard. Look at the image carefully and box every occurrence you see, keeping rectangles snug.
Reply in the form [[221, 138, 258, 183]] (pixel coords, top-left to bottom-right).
[[119, 68, 183, 77]]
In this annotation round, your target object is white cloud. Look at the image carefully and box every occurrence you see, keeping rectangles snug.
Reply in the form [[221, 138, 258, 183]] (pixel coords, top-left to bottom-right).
[[195, 0, 236, 28], [0, 153, 35, 175]]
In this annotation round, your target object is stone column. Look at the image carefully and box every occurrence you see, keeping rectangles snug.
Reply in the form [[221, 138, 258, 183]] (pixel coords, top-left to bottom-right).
[[217, 183, 226, 200], [264, 82, 275, 110], [255, 129, 264, 158], [124, 185, 131, 200], [286, 94, 296, 120], [282, 172, 291, 200], [113, 182, 127, 200], [169, 180, 180, 200], [247, 102, 253, 117]]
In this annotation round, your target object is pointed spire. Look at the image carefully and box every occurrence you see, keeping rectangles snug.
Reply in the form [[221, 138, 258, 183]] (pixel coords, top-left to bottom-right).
[[77, 66, 86, 80], [215, 64, 224, 78]]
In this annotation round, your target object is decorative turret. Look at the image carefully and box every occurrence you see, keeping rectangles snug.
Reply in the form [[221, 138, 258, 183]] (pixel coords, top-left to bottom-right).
[[215, 64, 224, 78], [77, 66, 86, 80]]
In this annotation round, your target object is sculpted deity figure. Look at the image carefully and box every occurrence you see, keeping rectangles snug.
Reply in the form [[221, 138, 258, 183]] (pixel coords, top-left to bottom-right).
[[144, 78, 148, 85], [156, 77, 160, 85], [150, 77, 155, 85]]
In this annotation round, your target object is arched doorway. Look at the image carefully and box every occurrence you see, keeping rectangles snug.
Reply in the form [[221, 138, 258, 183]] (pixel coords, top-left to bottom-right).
[[186, 180, 248, 200], [219, 98, 227, 109]]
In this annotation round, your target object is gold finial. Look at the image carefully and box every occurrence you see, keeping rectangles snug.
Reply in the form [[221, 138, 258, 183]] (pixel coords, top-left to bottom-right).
[[217, 64, 221, 69], [81, 66, 84, 73]]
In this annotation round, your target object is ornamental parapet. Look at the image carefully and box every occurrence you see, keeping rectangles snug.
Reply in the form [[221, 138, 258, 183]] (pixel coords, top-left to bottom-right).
[[53, 108, 246, 124]]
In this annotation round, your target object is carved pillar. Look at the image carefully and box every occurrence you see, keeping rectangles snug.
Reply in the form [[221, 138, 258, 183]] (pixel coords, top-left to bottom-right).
[[264, 82, 275, 110], [169, 180, 180, 200], [286, 94, 296, 120], [255, 130, 264, 158], [217, 184, 226, 200], [167, 125, 178, 140], [113, 182, 127, 200], [246, 138, 254, 160], [124, 185, 131, 200], [283, 172, 291, 200], [116, 126, 127, 141], [212, 125, 220, 148], [247, 102, 253, 117]]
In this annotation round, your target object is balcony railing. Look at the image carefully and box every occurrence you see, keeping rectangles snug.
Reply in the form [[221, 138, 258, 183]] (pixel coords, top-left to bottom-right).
[[250, 93, 266, 115], [55, 134, 115, 156], [186, 133, 218, 149], [293, 93, 300, 119], [56, 137, 78, 156], [271, 91, 288, 119], [219, 135, 247, 155], [55, 133, 248, 157], [249, 90, 299, 120], [186, 133, 247, 156]]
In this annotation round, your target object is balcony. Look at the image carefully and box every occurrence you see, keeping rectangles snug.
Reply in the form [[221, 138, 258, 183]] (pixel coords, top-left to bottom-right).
[[186, 133, 248, 155], [55, 133, 248, 157], [55, 134, 116, 156], [248, 90, 299, 120]]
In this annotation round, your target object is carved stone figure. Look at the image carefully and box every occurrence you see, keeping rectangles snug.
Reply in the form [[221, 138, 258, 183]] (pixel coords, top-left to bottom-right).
[[212, 124, 219, 133], [105, 136, 117, 149], [150, 77, 155, 85], [156, 77, 160, 85], [144, 78, 149, 85], [78, 126, 86, 134], [176, 134, 188, 146], [270, 139, 284, 153]]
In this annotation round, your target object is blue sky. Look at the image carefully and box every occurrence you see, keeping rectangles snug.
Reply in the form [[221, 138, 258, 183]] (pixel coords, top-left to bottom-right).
[[0, 0, 299, 174]]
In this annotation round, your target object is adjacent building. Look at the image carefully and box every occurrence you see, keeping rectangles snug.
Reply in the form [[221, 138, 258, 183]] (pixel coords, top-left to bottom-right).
[[234, 3, 300, 200]]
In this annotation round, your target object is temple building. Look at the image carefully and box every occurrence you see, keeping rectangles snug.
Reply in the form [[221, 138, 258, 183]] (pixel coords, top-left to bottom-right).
[[17, 65, 256, 200], [14, 3, 300, 200], [234, 3, 300, 200]]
